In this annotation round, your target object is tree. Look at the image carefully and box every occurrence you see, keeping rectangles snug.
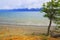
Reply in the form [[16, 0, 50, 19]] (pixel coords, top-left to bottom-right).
[[54, 11, 60, 29], [42, 0, 60, 36]]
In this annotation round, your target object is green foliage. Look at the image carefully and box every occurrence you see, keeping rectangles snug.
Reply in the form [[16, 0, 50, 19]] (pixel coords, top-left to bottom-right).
[[42, 0, 60, 35], [42, 0, 60, 25], [31, 32, 35, 35], [58, 26, 60, 28]]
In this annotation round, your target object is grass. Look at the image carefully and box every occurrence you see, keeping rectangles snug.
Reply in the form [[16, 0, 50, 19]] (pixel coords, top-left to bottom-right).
[[0, 25, 60, 40], [0, 33, 60, 40]]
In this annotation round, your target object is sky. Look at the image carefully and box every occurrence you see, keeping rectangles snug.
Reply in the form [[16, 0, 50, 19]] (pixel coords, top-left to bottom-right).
[[0, 0, 50, 9]]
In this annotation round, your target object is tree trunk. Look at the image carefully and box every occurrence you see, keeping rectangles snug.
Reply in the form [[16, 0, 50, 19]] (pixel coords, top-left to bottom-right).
[[47, 18, 52, 36]]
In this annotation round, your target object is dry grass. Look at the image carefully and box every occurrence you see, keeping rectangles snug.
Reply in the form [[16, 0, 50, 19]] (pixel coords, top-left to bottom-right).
[[0, 35, 60, 40], [0, 25, 60, 40]]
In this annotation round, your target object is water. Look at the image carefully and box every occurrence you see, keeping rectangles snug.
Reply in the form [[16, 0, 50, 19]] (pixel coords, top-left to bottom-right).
[[0, 11, 49, 26]]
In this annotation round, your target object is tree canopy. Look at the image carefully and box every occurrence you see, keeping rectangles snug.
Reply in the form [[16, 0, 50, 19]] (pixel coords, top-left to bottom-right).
[[43, 0, 60, 24], [42, 0, 60, 35]]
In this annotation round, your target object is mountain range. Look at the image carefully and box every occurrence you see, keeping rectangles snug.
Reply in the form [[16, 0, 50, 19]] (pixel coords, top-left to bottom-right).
[[0, 8, 42, 12]]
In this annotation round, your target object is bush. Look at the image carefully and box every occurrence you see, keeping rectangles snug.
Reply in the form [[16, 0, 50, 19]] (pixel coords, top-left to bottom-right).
[[58, 26, 60, 28]]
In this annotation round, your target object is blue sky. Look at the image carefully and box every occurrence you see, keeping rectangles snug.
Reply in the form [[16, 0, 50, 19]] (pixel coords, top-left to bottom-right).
[[0, 0, 50, 9]]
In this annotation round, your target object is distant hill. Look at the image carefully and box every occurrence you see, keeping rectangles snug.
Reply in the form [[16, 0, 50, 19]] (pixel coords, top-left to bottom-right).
[[0, 8, 42, 12]]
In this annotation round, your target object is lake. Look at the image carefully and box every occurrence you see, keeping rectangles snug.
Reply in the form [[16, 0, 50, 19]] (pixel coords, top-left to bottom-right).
[[0, 11, 50, 26]]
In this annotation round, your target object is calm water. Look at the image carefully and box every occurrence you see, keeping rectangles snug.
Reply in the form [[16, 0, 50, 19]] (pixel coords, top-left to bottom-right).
[[0, 11, 49, 25]]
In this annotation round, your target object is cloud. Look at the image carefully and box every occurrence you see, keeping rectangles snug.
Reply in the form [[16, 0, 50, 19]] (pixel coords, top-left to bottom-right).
[[0, 0, 50, 9]]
